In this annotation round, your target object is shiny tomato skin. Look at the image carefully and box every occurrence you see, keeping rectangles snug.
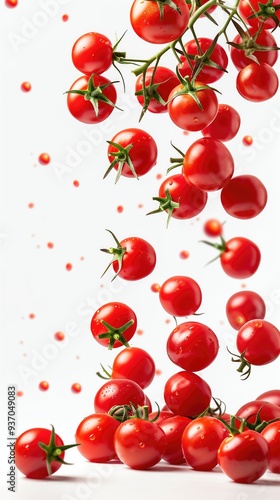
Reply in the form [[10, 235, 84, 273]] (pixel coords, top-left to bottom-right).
[[221, 174, 267, 219], [157, 174, 207, 220], [166, 321, 219, 371], [181, 417, 230, 471], [114, 419, 167, 469], [159, 415, 192, 464], [90, 302, 137, 349], [236, 62, 279, 102], [111, 347, 156, 389], [135, 66, 180, 113], [130, 0, 190, 44], [167, 82, 218, 132], [72, 32, 113, 75], [67, 74, 117, 124], [230, 27, 278, 71], [236, 400, 280, 425], [226, 290, 266, 330], [179, 37, 228, 83], [220, 237, 261, 279], [261, 421, 280, 473], [107, 128, 158, 178], [159, 275, 202, 317], [238, 0, 280, 30], [201, 104, 241, 142], [183, 137, 234, 191], [94, 378, 146, 413], [15, 428, 65, 479], [112, 236, 156, 280], [218, 430, 269, 483], [236, 319, 280, 365], [75, 413, 120, 462], [256, 389, 280, 407], [149, 410, 175, 425], [164, 371, 212, 417]]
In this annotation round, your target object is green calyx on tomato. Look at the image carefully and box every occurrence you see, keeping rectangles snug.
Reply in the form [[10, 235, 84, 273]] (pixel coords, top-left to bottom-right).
[[109, 402, 160, 423], [228, 20, 280, 64], [150, 0, 182, 20], [100, 229, 126, 281], [38, 425, 79, 476], [103, 141, 138, 182], [64, 74, 121, 117], [227, 347, 252, 380], [248, 0, 280, 28], [168, 67, 218, 111], [97, 318, 134, 350], [147, 189, 180, 227], [200, 235, 227, 264]]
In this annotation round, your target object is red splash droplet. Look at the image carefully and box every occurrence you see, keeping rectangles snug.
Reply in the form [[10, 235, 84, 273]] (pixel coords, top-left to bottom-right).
[[137, 329, 144, 335], [165, 318, 171, 324], [21, 81, 31, 92], [28, 202, 34, 208], [179, 250, 190, 260], [38, 153, 50, 165], [155, 369, 162, 376], [138, 203, 144, 208], [242, 135, 253, 146], [73, 180, 79, 187], [71, 383, 82, 393], [17, 390, 24, 397], [151, 283, 160, 293], [29, 313, 35, 319], [62, 13, 69, 22], [47, 242, 54, 249], [5, 0, 18, 8], [156, 173, 162, 180], [66, 263, 72, 271], [117, 205, 123, 213], [39, 381, 49, 391], [54, 331, 65, 341]]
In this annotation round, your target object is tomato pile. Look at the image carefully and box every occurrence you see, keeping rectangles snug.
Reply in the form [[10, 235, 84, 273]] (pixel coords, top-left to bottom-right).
[[15, 0, 280, 486]]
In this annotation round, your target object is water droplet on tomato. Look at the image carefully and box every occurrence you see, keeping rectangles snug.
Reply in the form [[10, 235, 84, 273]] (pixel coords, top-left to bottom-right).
[[139, 442, 145, 448], [89, 434, 96, 441]]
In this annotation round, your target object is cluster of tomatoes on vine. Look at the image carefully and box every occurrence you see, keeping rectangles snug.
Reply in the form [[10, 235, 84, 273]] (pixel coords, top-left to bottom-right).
[[15, 0, 280, 487]]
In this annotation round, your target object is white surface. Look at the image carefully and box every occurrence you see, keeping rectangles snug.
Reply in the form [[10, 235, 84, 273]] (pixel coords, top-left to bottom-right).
[[1, 0, 280, 498]]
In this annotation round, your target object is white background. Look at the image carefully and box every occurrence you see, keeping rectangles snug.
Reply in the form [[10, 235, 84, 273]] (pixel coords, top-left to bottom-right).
[[0, 0, 280, 499]]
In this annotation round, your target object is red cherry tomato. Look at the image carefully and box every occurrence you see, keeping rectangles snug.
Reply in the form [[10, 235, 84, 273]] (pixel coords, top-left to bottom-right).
[[106, 128, 158, 180], [149, 410, 175, 425], [66, 74, 117, 124], [15, 426, 75, 479], [135, 66, 179, 113], [71, 32, 113, 75], [179, 37, 228, 83], [75, 413, 120, 462], [114, 419, 167, 469], [230, 27, 278, 71], [261, 421, 280, 473], [183, 137, 234, 191], [201, 104, 241, 142], [94, 379, 146, 413], [159, 275, 202, 317], [236, 62, 279, 102], [211, 236, 261, 279], [164, 370, 212, 417], [226, 290, 266, 330], [90, 302, 137, 349], [256, 389, 280, 408], [181, 416, 229, 471], [159, 415, 192, 464], [236, 400, 280, 425], [167, 82, 218, 132], [238, 0, 280, 30], [166, 321, 219, 371], [218, 430, 269, 483], [236, 319, 280, 366], [111, 347, 156, 389], [221, 174, 267, 219], [130, 0, 190, 44]]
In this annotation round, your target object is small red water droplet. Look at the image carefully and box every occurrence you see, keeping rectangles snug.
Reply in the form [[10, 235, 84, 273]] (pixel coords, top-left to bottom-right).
[[138, 203, 144, 208], [66, 263, 72, 271], [117, 205, 123, 213], [29, 313, 35, 319], [155, 368, 162, 376], [242, 135, 253, 146], [179, 250, 190, 259], [71, 383, 82, 393], [28, 202, 34, 208], [62, 13, 69, 22], [73, 180, 79, 187], [137, 329, 144, 335], [47, 242, 54, 249], [151, 283, 160, 293], [156, 173, 162, 180], [38, 153, 50, 165], [17, 391, 24, 397], [54, 331, 65, 341], [39, 381, 49, 391], [5, 0, 18, 8], [21, 81, 31, 92]]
